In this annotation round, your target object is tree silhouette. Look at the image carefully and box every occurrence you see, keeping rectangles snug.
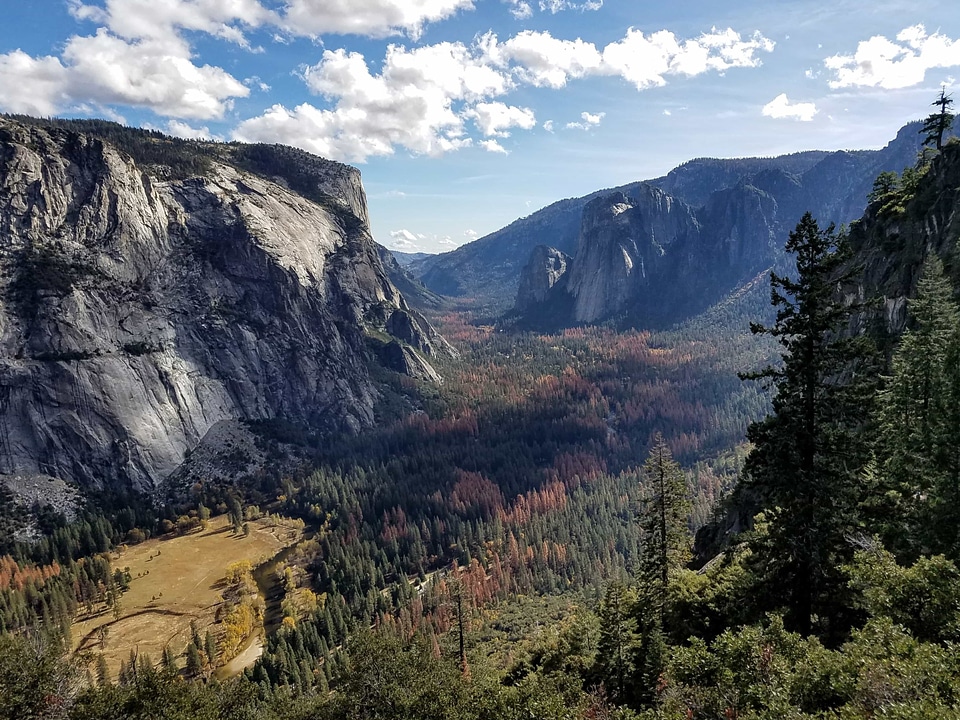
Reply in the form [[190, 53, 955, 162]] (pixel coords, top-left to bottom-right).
[[921, 88, 955, 151]]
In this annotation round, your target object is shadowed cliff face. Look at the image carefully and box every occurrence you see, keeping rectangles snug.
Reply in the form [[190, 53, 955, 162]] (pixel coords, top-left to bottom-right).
[[515, 245, 570, 311], [515, 181, 783, 328], [565, 189, 701, 324], [0, 119, 445, 494], [841, 142, 960, 338], [423, 121, 935, 317]]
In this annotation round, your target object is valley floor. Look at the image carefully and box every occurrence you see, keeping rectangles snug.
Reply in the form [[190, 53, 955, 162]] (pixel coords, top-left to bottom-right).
[[71, 514, 301, 680]]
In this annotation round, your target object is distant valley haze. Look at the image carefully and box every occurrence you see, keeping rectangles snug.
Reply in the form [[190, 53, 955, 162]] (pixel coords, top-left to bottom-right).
[[1, 0, 959, 250]]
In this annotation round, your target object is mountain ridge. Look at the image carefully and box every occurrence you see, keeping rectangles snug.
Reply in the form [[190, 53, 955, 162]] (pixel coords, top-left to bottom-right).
[[415, 121, 932, 315]]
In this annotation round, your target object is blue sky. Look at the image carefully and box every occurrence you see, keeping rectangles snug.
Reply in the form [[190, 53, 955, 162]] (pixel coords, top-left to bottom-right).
[[2, 1, 959, 253]]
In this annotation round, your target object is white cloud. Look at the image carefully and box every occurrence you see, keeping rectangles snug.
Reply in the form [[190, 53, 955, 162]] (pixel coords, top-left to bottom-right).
[[539, 0, 602, 12], [62, 30, 248, 119], [164, 119, 222, 140], [281, 0, 473, 39], [663, 109, 672, 116], [503, 0, 532, 18], [69, 0, 276, 48], [387, 229, 424, 251], [825, 24, 960, 89], [467, 102, 536, 136], [0, 51, 69, 116], [761, 93, 818, 121], [602, 27, 775, 90], [543, 119, 555, 132], [486, 27, 773, 91], [245, 76, 271, 92], [495, 31, 604, 88], [386, 229, 464, 252], [0, 0, 262, 119], [566, 110, 605, 129], [237, 25, 772, 161], [237, 38, 511, 161], [503, 0, 597, 16], [463, 229, 479, 240], [480, 139, 509, 154]]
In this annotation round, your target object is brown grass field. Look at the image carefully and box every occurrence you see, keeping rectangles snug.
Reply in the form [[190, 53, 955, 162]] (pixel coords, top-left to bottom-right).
[[72, 514, 301, 680]]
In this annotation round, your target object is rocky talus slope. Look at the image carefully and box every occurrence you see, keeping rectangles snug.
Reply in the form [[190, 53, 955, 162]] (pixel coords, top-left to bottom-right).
[[0, 118, 446, 497]]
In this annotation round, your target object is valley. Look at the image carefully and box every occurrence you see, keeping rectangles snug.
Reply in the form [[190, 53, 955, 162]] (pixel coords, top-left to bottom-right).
[[2, 107, 960, 720], [70, 514, 302, 681]]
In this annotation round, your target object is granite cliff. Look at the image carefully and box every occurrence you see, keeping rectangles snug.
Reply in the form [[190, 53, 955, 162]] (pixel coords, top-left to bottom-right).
[[0, 118, 446, 500], [511, 122, 943, 328], [422, 122, 931, 317]]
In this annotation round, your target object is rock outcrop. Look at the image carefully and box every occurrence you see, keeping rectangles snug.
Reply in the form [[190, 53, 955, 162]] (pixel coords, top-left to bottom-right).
[[842, 141, 960, 338], [515, 245, 570, 311], [0, 118, 446, 494], [565, 189, 700, 323]]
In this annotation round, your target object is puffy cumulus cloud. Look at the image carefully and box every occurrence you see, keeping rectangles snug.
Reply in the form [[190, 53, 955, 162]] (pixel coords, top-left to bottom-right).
[[0, 51, 69, 116], [494, 31, 603, 88], [0, 33, 247, 119], [69, 0, 276, 48], [543, 119, 555, 132], [480, 139, 509, 154], [466, 102, 536, 136], [237, 39, 510, 161], [486, 27, 773, 91], [62, 30, 248, 118], [825, 24, 960, 89], [762, 93, 818, 121], [164, 119, 223, 139], [282, 0, 473, 39], [566, 110, 604, 129], [602, 27, 775, 89], [1, 0, 261, 119], [386, 229, 463, 252], [237, 25, 771, 162]]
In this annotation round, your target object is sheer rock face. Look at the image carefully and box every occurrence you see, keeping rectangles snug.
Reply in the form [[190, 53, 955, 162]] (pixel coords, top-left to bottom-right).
[[515, 245, 570, 311], [842, 142, 960, 338], [429, 121, 937, 317], [0, 120, 443, 493], [563, 188, 701, 323], [515, 181, 785, 327]]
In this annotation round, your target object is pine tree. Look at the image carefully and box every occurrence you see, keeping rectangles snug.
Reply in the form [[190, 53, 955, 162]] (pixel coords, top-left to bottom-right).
[[876, 256, 960, 554], [185, 641, 203, 678], [638, 433, 690, 595], [161, 645, 178, 675], [95, 653, 110, 686], [204, 630, 218, 669], [921, 87, 955, 151], [595, 581, 638, 705], [741, 212, 876, 637]]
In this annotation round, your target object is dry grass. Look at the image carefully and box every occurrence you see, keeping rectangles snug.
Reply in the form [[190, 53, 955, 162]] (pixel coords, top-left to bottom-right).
[[72, 514, 301, 680]]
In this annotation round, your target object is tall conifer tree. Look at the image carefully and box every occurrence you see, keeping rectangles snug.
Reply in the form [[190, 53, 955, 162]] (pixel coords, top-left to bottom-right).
[[741, 213, 875, 637]]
